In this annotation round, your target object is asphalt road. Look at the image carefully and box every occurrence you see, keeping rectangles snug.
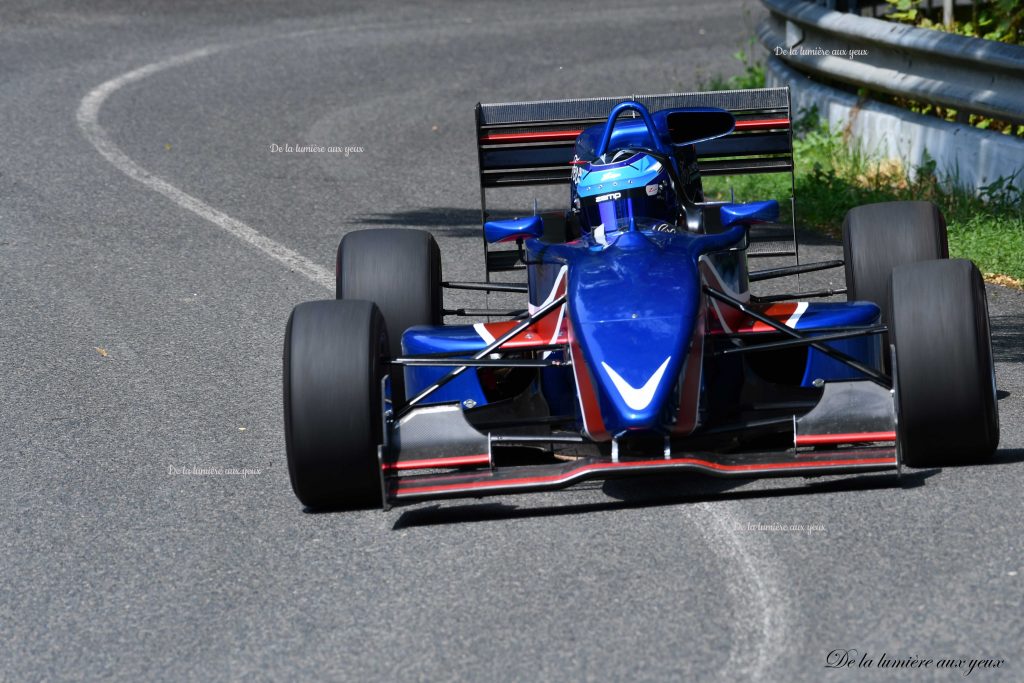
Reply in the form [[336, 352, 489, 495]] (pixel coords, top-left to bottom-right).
[[2, 1, 1022, 681]]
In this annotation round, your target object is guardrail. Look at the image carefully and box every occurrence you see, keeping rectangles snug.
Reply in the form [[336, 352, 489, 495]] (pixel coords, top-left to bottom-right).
[[758, 0, 1024, 125]]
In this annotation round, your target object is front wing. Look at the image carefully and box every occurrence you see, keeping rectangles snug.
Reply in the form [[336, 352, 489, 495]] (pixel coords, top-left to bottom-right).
[[383, 446, 898, 506]]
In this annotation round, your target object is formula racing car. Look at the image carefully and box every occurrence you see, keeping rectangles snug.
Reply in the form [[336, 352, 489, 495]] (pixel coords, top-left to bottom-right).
[[283, 87, 999, 510]]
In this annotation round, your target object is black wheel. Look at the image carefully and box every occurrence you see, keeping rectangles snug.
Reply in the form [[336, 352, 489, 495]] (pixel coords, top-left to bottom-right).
[[889, 259, 999, 467], [283, 299, 387, 510], [843, 200, 948, 329], [336, 228, 442, 357], [337, 228, 441, 403]]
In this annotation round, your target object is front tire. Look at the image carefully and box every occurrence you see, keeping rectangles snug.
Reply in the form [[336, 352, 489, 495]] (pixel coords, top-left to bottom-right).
[[283, 299, 387, 510], [890, 259, 999, 467]]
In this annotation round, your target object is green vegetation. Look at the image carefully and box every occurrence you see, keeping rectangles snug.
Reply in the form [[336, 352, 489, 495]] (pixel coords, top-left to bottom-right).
[[884, 0, 1023, 44], [697, 30, 1024, 284], [702, 112, 1024, 284], [881, 0, 1024, 136], [883, 93, 1024, 138]]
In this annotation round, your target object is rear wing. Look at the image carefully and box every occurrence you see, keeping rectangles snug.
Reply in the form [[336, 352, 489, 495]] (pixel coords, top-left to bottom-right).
[[474, 87, 797, 275]]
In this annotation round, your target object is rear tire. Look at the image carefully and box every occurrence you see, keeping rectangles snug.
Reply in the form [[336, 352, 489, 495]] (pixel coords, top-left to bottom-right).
[[284, 299, 387, 510], [843, 200, 948, 330], [336, 228, 442, 357], [889, 259, 999, 467], [337, 228, 442, 403]]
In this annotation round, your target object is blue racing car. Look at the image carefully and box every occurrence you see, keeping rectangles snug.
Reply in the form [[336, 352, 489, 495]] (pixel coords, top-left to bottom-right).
[[283, 87, 998, 511]]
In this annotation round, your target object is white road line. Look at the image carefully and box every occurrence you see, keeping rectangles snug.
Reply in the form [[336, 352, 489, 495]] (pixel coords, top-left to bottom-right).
[[689, 502, 793, 682], [76, 44, 334, 291]]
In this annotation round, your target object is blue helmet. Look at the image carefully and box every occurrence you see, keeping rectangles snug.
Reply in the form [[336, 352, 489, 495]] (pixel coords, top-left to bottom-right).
[[571, 150, 679, 234]]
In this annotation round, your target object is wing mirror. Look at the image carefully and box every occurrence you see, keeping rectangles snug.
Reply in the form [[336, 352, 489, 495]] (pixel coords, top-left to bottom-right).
[[484, 215, 544, 244], [720, 200, 779, 228], [662, 108, 736, 146]]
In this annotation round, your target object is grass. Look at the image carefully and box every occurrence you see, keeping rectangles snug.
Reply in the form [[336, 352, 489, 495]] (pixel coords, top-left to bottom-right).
[[697, 38, 1024, 285], [702, 111, 1024, 285]]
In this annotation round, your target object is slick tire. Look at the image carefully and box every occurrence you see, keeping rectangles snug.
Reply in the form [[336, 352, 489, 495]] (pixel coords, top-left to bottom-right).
[[284, 299, 387, 510], [889, 259, 999, 467], [843, 200, 948, 335], [336, 228, 442, 402]]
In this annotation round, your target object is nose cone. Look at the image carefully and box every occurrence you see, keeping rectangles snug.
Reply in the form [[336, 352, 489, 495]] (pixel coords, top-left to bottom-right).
[[568, 233, 701, 432]]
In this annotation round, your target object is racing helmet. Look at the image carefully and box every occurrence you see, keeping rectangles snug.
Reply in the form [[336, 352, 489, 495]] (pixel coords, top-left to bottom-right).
[[571, 150, 679, 234]]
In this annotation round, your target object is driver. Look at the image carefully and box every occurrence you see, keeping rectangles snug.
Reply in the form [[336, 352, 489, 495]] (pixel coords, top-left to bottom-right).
[[571, 149, 682, 238]]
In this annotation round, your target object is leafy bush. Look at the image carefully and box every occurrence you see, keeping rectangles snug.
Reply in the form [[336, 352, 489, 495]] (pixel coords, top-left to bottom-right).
[[703, 110, 1024, 283], [884, 0, 1024, 44], [880, 0, 1024, 136]]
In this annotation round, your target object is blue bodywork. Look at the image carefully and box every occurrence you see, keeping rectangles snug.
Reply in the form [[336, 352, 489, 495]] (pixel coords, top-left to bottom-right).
[[534, 226, 743, 433], [721, 200, 779, 227], [402, 324, 490, 407], [401, 101, 883, 439], [484, 215, 544, 244], [798, 303, 883, 384]]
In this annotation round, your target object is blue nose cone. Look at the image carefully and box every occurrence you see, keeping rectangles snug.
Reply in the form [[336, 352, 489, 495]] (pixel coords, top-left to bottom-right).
[[567, 232, 701, 433]]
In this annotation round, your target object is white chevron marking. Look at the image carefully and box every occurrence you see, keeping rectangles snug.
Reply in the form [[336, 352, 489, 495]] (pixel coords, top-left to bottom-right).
[[601, 356, 672, 411]]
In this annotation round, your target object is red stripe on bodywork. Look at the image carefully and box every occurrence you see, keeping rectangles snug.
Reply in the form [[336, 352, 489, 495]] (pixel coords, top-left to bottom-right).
[[477, 268, 568, 348], [478, 315, 568, 348], [480, 130, 583, 144], [568, 319, 610, 442], [746, 303, 799, 333], [704, 295, 799, 335], [795, 431, 896, 446], [382, 454, 491, 472], [673, 299, 705, 435], [700, 259, 746, 334], [479, 120, 788, 145], [733, 118, 790, 131], [396, 456, 897, 495]]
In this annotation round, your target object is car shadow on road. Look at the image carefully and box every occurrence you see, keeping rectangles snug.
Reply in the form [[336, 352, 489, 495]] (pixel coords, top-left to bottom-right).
[[391, 469, 936, 529], [794, 228, 841, 247], [974, 448, 1024, 467], [350, 207, 483, 238], [991, 314, 1024, 364]]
